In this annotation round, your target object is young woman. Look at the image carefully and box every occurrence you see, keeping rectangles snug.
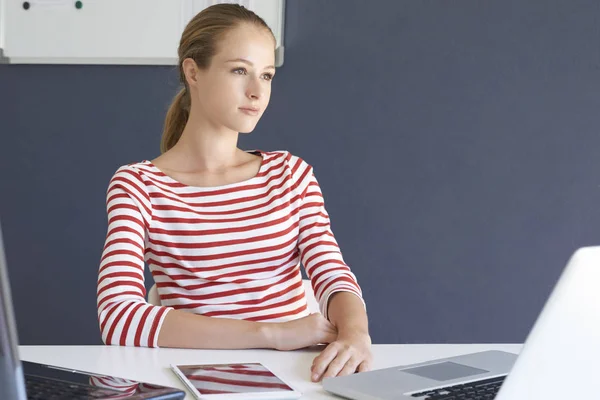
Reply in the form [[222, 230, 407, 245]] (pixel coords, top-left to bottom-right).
[[97, 4, 371, 382]]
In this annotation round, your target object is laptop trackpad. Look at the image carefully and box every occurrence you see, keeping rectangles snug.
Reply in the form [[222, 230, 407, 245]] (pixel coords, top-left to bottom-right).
[[402, 361, 489, 382]]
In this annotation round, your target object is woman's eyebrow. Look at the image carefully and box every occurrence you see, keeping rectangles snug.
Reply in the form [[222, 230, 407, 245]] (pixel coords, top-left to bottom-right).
[[225, 58, 275, 70]]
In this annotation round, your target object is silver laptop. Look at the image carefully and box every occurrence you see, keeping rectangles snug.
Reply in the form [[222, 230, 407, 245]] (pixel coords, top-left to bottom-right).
[[324, 246, 600, 400], [0, 222, 185, 399]]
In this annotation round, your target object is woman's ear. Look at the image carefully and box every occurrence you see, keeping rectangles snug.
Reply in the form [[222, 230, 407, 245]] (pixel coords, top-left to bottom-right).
[[182, 58, 200, 88]]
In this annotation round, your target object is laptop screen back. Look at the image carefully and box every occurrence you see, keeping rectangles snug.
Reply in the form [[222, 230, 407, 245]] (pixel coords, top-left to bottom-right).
[[496, 246, 600, 400], [0, 223, 27, 400]]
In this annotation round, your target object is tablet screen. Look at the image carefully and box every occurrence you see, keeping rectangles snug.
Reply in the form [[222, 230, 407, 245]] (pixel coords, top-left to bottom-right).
[[174, 363, 294, 395]]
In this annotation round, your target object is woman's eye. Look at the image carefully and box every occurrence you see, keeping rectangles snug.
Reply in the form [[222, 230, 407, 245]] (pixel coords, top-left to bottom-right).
[[232, 68, 273, 81]]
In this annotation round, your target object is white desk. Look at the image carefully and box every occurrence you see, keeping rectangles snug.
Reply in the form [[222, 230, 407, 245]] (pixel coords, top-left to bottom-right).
[[19, 344, 521, 399]]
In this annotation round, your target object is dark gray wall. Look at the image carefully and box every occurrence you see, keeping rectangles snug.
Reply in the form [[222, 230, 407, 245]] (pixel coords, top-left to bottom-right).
[[1, 0, 599, 345]]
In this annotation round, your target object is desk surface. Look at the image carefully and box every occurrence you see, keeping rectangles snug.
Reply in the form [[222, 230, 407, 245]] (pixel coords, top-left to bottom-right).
[[19, 344, 521, 399]]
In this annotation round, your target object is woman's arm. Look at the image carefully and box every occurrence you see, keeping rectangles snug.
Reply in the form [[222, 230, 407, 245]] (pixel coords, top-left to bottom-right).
[[291, 160, 372, 381], [293, 165, 364, 319], [97, 167, 168, 347], [157, 310, 271, 348], [327, 292, 369, 337], [309, 292, 372, 381], [158, 310, 336, 349]]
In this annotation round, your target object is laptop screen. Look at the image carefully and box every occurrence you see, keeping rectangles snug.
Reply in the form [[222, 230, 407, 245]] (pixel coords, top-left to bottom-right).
[[22, 360, 184, 398]]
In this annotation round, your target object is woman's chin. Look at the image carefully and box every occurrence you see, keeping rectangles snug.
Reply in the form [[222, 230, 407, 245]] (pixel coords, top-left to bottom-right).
[[233, 122, 259, 134]]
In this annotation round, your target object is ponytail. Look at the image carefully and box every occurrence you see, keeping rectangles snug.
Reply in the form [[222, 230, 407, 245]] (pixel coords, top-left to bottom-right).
[[160, 87, 190, 153]]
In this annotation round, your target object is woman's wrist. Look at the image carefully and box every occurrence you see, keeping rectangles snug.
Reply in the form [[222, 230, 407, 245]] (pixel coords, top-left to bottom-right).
[[257, 322, 281, 350], [334, 318, 370, 338], [337, 327, 371, 342]]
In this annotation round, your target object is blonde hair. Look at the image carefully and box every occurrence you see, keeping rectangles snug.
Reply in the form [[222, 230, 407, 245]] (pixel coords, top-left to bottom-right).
[[160, 4, 274, 153]]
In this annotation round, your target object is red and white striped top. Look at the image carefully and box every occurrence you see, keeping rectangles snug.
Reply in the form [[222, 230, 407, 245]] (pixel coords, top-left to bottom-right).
[[97, 150, 363, 347]]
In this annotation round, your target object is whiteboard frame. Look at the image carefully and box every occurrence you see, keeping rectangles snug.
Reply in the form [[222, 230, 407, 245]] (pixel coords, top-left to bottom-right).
[[0, 0, 285, 66]]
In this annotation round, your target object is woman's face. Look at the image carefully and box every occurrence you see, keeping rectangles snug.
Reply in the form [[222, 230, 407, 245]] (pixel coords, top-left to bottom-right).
[[186, 23, 276, 134]]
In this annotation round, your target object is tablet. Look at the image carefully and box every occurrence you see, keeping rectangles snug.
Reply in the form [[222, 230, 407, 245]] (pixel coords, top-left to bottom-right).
[[170, 362, 301, 400]]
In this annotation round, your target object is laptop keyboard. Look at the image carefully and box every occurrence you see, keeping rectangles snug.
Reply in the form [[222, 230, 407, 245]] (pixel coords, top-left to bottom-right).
[[410, 375, 506, 400], [25, 374, 122, 400]]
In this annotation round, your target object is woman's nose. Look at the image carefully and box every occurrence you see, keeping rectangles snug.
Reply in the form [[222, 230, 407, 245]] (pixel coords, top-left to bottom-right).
[[246, 78, 262, 100]]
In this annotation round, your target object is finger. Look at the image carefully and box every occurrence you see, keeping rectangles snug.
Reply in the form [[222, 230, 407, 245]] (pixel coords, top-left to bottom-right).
[[311, 343, 338, 371], [321, 350, 353, 380], [357, 358, 372, 373], [311, 343, 339, 375], [337, 356, 361, 377], [311, 344, 339, 381]]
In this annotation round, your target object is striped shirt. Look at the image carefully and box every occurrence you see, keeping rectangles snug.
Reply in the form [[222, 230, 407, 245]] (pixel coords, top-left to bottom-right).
[[97, 150, 363, 347]]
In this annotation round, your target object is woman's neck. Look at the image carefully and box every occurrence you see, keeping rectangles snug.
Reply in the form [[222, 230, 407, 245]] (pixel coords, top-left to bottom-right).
[[168, 112, 242, 173]]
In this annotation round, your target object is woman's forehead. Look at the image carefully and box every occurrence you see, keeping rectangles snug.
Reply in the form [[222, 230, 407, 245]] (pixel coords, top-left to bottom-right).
[[214, 25, 275, 66]]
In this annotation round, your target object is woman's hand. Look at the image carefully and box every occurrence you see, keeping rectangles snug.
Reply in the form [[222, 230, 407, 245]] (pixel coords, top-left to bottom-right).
[[269, 313, 338, 351], [310, 331, 372, 382]]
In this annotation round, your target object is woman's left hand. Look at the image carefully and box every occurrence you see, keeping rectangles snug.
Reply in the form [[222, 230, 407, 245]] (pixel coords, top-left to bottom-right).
[[310, 331, 373, 382]]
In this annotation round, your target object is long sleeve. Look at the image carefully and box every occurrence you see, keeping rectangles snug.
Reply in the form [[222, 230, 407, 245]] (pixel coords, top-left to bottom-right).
[[97, 166, 172, 347], [293, 160, 364, 319]]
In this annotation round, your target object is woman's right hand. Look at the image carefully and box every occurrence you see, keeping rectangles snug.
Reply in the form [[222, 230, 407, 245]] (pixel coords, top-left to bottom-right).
[[267, 313, 338, 351]]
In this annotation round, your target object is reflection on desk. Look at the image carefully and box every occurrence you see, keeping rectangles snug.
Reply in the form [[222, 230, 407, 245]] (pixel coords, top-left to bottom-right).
[[89, 375, 166, 398]]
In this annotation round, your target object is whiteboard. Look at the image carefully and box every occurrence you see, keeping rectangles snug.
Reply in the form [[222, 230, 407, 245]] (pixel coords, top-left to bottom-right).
[[0, 0, 285, 66]]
